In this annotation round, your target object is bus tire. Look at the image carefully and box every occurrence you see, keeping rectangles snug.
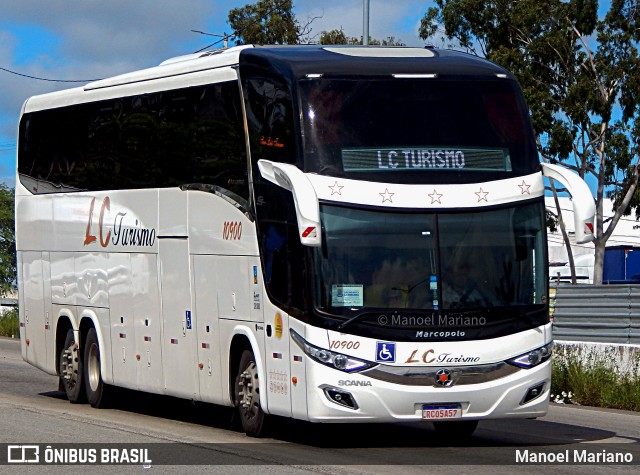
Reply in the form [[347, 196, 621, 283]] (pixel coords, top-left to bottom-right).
[[432, 420, 478, 438], [84, 328, 109, 408], [59, 329, 85, 403], [234, 348, 266, 437]]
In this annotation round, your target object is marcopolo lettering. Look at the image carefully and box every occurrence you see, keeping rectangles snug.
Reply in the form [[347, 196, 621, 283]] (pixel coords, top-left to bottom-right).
[[415, 330, 466, 339]]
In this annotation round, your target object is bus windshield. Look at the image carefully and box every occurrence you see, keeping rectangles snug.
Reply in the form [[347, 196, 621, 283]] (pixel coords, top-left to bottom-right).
[[313, 201, 546, 314], [299, 78, 538, 183]]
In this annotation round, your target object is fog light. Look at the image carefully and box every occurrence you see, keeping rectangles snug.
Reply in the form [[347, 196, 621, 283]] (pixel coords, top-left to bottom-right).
[[322, 386, 358, 410], [521, 382, 545, 405]]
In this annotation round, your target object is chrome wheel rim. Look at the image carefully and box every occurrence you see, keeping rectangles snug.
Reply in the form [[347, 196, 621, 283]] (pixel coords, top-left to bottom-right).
[[237, 362, 260, 421], [87, 343, 100, 391]]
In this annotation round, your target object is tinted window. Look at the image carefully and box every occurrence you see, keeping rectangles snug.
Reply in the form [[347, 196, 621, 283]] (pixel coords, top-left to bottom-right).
[[312, 201, 547, 313], [242, 73, 296, 170], [18, 82, 248, 199], [299, 78, 538, 184]]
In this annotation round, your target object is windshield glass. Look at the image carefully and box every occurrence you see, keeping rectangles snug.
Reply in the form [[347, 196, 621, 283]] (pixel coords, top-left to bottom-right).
[[299, 78, 538, 184], [313, 202, 546, 314]]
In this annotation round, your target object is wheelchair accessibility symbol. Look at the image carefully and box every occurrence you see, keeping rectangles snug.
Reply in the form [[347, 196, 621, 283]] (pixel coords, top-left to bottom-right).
[[375, 341, 396, 362]]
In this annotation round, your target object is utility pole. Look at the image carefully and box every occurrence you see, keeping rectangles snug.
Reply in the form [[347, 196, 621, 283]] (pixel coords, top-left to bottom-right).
[[363, 0, 370, 45]]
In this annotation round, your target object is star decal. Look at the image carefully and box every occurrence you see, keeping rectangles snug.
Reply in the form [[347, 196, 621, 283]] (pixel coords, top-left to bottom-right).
[[329, 181, 344, 196], [428, 189, 443, 204], [518, 180, 531, 195], [380, 188, 394, 203], [475, 187, 489, 202]]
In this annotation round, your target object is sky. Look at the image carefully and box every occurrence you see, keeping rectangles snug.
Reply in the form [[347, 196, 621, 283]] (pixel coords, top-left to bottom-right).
[[0, 0, 433, 186]]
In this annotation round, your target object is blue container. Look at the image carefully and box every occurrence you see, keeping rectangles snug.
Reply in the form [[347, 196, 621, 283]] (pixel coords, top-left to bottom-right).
[[603, 246, 640, 283]]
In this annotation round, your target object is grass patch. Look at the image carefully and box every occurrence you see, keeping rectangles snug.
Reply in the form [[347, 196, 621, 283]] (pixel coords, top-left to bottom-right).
[[551, 343, 640, 412], [0, 307, 19, 338]]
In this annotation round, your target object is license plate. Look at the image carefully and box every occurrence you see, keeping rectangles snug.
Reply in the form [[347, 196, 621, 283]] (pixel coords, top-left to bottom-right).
[[422, 404, 462, 420]]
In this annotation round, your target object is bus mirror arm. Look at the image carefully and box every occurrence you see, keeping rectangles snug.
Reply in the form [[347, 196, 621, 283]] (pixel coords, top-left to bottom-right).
[[541, 163, 596, 244], [258, 160, 322, 247]]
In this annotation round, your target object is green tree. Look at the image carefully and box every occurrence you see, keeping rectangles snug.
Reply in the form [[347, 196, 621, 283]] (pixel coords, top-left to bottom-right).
[[320, 28, 405, 46], [228, 0, 308, 45], [420, 0, 640, 285], [320, 28, 355, 45], [0, 184, 16, 296]]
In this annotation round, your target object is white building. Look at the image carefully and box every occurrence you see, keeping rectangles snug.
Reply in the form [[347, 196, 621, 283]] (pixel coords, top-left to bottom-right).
[[546, 197, 640, 282]]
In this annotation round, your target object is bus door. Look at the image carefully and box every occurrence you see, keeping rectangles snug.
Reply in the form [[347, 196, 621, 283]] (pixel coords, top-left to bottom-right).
[[159, 238, 198, 399]]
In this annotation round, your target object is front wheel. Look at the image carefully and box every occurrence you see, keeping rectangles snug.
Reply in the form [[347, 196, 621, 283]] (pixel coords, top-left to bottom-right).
[[59, 329, 85, 403], [84, 328, 109, 408], [234, 348, 267, 437]]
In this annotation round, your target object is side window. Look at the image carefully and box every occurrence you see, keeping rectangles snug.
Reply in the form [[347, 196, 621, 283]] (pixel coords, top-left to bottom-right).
[[243, 74, 296, 170], [18, 81, 248, 199], [256, 183, 306, 316], [88, 98, 130, 189], [186, 82, 248, 199], [18, 107, 90, 192], [262, 220, 288, 304]]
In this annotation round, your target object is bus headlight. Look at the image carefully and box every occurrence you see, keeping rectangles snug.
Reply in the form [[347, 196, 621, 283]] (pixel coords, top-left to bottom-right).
[[290, 329, 376, 373], [507, 342, 553, 368]]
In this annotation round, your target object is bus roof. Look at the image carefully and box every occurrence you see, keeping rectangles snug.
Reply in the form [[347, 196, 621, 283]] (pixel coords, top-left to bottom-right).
[[238, 45, 511, 79], [23, 45, 514, 114]]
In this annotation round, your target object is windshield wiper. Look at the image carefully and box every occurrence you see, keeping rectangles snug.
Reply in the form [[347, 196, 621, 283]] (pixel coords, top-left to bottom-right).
[[391, 278, 428, 295], [445, 306, 541, 324], [444, 307, 492, 318], [336, 313, 376, 332]]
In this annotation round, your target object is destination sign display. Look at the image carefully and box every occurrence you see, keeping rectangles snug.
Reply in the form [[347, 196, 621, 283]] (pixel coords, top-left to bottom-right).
[[342, 147, 511, 172]]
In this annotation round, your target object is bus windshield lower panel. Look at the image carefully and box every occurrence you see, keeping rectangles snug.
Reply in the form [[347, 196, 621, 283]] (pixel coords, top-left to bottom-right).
[[313, 202, 547, 323]]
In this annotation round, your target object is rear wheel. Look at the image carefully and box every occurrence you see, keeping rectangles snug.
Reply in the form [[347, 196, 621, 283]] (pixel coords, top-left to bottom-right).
[[58, 329, 85, 403], [234, 348, 266, 437], [432, 420, 479, 439], [84, 328, 109, 408]]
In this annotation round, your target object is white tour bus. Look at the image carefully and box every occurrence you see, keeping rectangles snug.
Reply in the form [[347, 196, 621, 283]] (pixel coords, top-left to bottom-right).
[[16, 45, 595, 437]]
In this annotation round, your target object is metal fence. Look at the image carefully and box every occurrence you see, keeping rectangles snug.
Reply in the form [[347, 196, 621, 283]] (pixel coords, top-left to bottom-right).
[[551, 284, 640, 344]]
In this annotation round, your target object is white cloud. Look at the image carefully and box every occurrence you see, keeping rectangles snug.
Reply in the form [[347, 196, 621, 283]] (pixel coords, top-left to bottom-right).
[[0, 0, 433, 184], [296, 0, 428, 45]]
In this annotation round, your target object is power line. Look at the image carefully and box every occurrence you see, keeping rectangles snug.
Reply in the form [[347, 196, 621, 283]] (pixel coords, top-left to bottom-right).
[[193, 0, 289, 53], [192, 30, 235, 49], [0, 66, 100, 83]]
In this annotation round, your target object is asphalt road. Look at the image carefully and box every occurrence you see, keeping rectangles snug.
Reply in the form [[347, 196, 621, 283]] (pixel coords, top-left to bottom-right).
[[0, 336, 638, 474]]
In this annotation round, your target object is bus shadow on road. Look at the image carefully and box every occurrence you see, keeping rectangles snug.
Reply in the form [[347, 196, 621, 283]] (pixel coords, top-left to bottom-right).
[[41, 387, 625, 449], [266, 416, 622, 448]]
